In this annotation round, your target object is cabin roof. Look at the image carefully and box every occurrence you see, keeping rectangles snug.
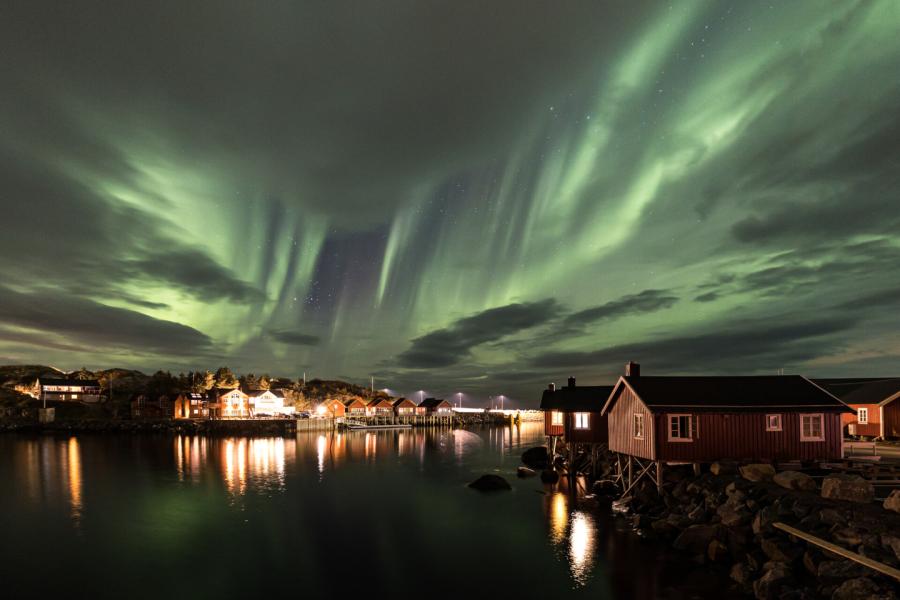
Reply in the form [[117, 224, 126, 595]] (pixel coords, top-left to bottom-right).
[[368, 398, 393, 407], [419, 397, 450, 408], [813, 377, 900, 407], [241, 387, 286, 398], [392, 397, 415, 407], [40, 378, 100, 387], [604, 375, 852, 414], [540, 386, 614, 411]]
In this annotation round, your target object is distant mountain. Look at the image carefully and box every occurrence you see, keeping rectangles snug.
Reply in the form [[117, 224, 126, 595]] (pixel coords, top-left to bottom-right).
[[0, 364, 65, 387]]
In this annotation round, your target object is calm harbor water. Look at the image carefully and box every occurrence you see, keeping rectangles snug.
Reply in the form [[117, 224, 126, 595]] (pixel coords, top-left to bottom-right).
[[0, 423, 706, 599]]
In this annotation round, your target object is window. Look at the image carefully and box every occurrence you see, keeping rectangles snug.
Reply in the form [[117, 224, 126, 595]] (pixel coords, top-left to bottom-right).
[[551, 411, 564, 426], [574, 412, 590, 429], [766, 414, 782, 432], [800, 413, 824, 442], [857, 408, 868, 424], [668, 414, 693, 442], [633, 413, 644, 439]]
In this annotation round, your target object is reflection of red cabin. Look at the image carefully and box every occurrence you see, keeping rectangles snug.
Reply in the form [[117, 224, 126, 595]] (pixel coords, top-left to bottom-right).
[[319, 398, 346, 417], [815, 378, 900, 439], [392, 397, 417, 416], [539, 378, 612, 443], [343, 398, 368, 417], [602, 365, 853, 462], [368, 398, 394, 416]]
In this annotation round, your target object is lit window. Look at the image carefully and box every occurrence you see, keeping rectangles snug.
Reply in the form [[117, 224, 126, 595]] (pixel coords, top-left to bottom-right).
[[668, 414, 692, 442], [551, 411, 564, 426], [800, 414, 824, 442], [574, 413, 590, 429], [857, 408, 868, 425], [633, 413, 644, 438], [766, 414, 782, 432]]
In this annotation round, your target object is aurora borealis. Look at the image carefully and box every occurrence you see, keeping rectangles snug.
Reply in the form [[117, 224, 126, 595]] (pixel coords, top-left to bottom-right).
[[2, 1, 899, 405]]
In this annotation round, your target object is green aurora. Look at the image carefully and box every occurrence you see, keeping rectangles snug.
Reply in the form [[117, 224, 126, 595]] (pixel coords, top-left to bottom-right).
[[1, 1, 899, 404]]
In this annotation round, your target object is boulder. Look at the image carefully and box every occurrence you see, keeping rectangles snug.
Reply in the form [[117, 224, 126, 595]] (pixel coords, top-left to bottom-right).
[[540, 469, 559, 484], [884, 489, 900, 514], [717, 503, 749, 527], [710, 461, 737, 476], [730, 562, 753, 585], [882, 534, 900, 561], [673, 524, 722, 554], [708, 539, 729, 562], [591, 479, 617, 495], [752, 563, 792, 600], [820, 474, 874, 504], [753, 507, 776, 535], [740, 463, 776, 483], [467, 474, 511, 492], [832, 528, 864, 548], [817, 559, 868, 582], [760, 537, 802, 563], [802, 550, 821, 576], [819, 507, 846, 526], [773, 471, 816, 492], [516, 466, 536, 478], [831, 577, 880, 600], [521, 446, 550, 469]]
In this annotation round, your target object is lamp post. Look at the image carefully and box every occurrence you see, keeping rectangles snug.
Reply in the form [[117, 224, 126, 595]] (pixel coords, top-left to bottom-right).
[[499, 395, 505, 410], [457, 392, 462, 409], [418, 390, 424, 405]]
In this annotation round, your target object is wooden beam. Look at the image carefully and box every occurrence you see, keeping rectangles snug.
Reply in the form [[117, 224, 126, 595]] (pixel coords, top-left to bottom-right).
[[773, 522, 900, 582]]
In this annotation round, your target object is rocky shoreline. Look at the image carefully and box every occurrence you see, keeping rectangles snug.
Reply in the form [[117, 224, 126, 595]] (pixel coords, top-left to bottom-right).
[[522, 447, 900, 599]]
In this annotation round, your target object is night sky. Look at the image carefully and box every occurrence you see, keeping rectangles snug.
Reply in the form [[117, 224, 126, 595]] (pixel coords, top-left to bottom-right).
[[2, 2, 899, 405]]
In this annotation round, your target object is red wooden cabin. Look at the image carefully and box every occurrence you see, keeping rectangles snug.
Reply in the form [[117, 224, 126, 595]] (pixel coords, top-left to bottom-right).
[[319, 398, 346, 418], [815, 378, 900, 439], [602, 364, 853, 463], [392, 397, 417, 416], [418, 398, 453, 415], [539, 377, 613, 444], [343, 397, 368, 417], [367, 397, 394, 416]]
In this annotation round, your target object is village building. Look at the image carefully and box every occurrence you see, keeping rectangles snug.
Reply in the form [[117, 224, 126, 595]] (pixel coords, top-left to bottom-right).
[[418, 397, 453, 415], [815, 377, 900, 439], [174, 392, 210, 419], [343, 397, 368, 417], [38, 378, 102, 403], [318, 398, 346, 418], [601, 363, 853, 493], [208, 388, 250, 419], [367, 397, 394, 417], [539, 377, 613, 447], [392, 397, 417, 416], [243, 387, 295, 417], [130, 394, 172, 419]]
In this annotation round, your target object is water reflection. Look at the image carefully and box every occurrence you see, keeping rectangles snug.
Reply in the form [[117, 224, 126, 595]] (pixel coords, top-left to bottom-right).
[[66, 437, 83, 525], [544, 479, 597, 587], [9, 436, 83, 527]]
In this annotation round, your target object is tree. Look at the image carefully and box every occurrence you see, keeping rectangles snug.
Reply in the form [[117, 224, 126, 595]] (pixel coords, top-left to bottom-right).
[[258, 374, 271, 390], [214, 367, 238, 389], [239, 373, 258, 389]]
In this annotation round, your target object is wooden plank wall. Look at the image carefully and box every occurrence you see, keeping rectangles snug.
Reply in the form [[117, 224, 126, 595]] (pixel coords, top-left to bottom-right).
[[607, 386, 655, 460], [884, 403, 900, 438], [565, 412, 608, 444], [841, 403, 881, 437]]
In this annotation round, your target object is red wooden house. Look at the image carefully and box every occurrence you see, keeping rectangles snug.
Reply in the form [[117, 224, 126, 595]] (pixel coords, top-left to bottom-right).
[[815, 378, 900, 439], [343, 397, 368, 417], [174, 392, 209, 419], [367, 397, 394, 416], [601, 364, 853, 465], [418, 398, 453, 415], [539, 377, 613, 445], [392, 397, 417, 416], [319, 398, 346, 418]]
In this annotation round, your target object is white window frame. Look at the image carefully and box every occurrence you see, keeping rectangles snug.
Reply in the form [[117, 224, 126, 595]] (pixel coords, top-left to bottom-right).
[[857, 408, 868, 425], [551, 411, 564, 426], [765, 414, 782, 432], [633, 413, 644, 439], [800, 413, 825, 442], [668, 414, 693, 442], [574, 412, 590, 429]]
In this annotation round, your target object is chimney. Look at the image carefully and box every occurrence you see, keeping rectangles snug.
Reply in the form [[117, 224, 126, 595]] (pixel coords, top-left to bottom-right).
[[567, 376, 576, 388], [625, 361, 640, 377], [548, 382, 555, 392]]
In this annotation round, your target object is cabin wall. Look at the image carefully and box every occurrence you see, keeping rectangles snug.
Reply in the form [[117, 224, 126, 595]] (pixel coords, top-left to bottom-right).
[[544, 411, 564, 436], [884, 403, 900, 438], [654, 412, 843, 462], [564, 412, 608, 444], [840, 404, 881, 437], [607, 387, 655, 460]]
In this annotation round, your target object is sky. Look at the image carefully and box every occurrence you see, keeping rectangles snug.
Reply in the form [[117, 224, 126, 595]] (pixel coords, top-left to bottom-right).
[[1, 1, 899, 406]]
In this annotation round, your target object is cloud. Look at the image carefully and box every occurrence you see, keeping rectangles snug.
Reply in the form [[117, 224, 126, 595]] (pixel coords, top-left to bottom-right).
[[397, 299, 561, 368], [694, 292, 719, 303], [563, 289, 678, 328], [267, 329, 320, 346]]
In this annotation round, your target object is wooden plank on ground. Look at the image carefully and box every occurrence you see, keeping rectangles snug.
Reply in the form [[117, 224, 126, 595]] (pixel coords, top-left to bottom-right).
[[773, 522, 900, 582]]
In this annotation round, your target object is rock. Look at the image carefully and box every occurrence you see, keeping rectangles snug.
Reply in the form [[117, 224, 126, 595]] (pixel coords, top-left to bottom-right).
[[673, 524, 722, 555], [740, 463, 776, 482], [632, 514, 650, 529], [818, 559, 868, 582], [467, 474, 511, 491], [711, 462, 737, 476], [760, 537, 802, 563], [539, 469, 559, 484], [820, 474, 874, 504], [717, 503, 749, 527], [730, 562, 753, 585], [773, 471, 816, 492], [521, 446, 549, 469], [516, 466, 536, 478], [651, 518, 678, 537], [753, 507, 776, 535], [708, 539, 729, 562], [802, 550, 820, 576], [591, 479, 617, 496], [832, 528, 864, 548], [882, 534, 900, 561], [752, 563, 792, 599], [884, 489, 900, 513], [819, 508, 846, 526], [832, 577, 880, 600], [687, 504, 708, 523]]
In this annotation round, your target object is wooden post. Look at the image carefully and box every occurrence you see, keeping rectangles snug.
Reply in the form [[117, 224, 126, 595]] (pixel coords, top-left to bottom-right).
[[693, 462, 701, 476], [656, 461, 663, 493], [627, 456, 633, 490]]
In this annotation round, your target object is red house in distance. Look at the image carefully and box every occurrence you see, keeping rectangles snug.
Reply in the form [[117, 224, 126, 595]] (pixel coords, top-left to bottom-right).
[[814, 378, 900, 439], [539, 376, 613, 459]]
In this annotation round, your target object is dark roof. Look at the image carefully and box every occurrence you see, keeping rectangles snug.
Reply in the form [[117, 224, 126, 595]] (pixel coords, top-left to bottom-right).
[[392, 397, 415, 407], [419, 397, 450, 408], [813, 378, 900, 407], [40, 378, 100, 387], [605, 375, 851, 413], [242, 387, 286, 398], [540, 385, 614, 411]]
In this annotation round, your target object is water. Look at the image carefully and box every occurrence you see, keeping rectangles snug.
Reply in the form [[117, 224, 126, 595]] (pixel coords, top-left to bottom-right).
[[0, 423, 697, 599]]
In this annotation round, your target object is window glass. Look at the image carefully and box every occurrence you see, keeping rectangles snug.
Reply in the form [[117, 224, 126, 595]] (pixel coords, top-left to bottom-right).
[[633, 413, 644, 438]]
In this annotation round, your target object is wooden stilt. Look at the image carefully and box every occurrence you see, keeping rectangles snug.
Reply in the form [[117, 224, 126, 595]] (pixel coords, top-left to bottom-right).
[[693, 462, 701, 476], [657, 461, 663, 493]]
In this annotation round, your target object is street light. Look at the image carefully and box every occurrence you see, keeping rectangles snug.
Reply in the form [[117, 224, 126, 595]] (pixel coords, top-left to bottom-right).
[[499, 395, 505, 410], [457, 392, 462, 408], [418, 390, 424, 404]]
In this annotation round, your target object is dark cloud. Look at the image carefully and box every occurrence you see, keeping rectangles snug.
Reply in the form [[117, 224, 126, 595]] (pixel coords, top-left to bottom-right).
[[694, 292, 719, 303], [397, 299, 561, 368], [267, 330, 320, 346], [563, 289, 678, 328], [0, 285, 212, 356]]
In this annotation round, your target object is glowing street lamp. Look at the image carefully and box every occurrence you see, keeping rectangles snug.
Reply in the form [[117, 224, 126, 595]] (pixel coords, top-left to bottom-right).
[[499, 395, 505, 410], [457, 392, 462, 408], [418, 390, 424, 404]]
